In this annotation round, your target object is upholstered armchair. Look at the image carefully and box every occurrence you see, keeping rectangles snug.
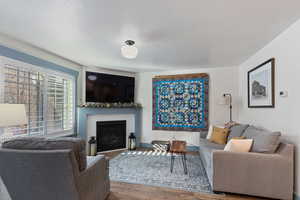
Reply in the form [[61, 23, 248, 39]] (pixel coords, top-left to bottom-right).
[[0, 137, 110, 200]]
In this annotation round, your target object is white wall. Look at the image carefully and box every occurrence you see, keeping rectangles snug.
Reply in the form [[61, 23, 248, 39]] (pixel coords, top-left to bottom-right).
[[238, 19, 300, 196], [0, 33, 83, 102], [136, 67, 239, 147]]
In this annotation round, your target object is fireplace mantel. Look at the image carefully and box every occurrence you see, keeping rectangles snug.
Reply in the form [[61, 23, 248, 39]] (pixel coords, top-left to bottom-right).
[[77, 107, 142, 147]]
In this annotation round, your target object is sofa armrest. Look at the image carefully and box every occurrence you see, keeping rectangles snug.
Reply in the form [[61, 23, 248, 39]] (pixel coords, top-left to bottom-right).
[[78, 155, 110, 200], [212, 150, 293, 200]]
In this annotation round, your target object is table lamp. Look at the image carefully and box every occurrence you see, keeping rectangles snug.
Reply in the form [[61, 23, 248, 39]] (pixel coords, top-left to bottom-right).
[[0, 104, 27, 128]]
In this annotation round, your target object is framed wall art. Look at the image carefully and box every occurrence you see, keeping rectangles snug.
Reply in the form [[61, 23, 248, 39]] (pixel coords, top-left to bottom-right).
[[248, 58, 275, 108]]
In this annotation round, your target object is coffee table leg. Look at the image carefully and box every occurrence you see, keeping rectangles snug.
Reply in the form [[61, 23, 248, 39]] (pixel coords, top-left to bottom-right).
[[170, 153, 175, 173], [181, 153, 188, 174]]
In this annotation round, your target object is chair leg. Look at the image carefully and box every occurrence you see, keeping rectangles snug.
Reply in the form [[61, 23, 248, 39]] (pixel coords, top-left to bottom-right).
[[170, 153, 175, 173], [181, 154, 184, 169]]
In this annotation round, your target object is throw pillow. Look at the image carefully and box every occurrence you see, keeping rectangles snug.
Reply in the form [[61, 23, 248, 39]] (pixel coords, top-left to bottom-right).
[[224, 139, 253, 152], [231, 136, 246, 140], [242, 126, 281, 153], [206, 124, 224, 140], [209, 126, 229, 145], [224, 121, 239, 129], [227, 124, 249, 141], [206, 125, 213, 140]]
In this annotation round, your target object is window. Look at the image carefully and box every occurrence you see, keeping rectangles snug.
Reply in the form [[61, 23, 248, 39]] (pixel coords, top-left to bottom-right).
[[0, 56, 75, 142]]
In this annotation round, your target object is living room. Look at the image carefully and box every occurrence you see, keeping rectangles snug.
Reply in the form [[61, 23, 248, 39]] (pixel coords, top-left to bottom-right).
[[0, 1, 299, 200]]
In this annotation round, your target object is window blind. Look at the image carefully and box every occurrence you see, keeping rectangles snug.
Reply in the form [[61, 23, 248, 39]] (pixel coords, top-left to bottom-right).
[[46, 75, 74, 135], [0, 56, 75, 142]]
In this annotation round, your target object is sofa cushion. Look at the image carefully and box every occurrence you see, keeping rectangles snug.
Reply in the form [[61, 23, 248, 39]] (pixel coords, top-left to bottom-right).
[[199, 139, 225, 185], [200, 146, 213, 185], [231, 136, 246, 140], [228, 124, 249, 141], [242, 126, 281, 153], [3, 137, 87, 171], [199, 139, 226, 150], [199, 139, 225, 167]]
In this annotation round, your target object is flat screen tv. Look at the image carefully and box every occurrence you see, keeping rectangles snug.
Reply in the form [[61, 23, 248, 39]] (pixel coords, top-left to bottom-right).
[[85, 71, 135, 103]]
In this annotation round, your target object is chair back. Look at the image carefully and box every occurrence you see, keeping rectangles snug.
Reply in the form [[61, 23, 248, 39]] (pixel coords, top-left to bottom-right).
[[0, 148, 80, 200]]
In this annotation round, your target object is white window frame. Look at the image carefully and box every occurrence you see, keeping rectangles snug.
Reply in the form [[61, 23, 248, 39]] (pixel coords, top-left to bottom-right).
[[0, 56, 76, 138]]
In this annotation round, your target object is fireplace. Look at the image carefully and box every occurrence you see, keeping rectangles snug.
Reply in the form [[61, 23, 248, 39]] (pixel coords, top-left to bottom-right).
[[96, 120, 126, 152]]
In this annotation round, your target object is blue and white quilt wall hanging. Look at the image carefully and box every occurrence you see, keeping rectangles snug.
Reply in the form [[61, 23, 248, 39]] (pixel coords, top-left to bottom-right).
[[152, 73, 209, 131]]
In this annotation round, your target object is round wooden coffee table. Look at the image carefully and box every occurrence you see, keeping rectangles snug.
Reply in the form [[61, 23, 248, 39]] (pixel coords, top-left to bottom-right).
[[170, 140, 188, 174]]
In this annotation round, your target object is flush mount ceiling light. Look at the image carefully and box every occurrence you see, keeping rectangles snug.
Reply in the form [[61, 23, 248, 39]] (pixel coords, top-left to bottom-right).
[[121, 40, 138, 59]]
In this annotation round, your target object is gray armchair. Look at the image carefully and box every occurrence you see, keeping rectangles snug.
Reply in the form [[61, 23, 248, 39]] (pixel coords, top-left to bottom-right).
[[0, 138, 110, 200]]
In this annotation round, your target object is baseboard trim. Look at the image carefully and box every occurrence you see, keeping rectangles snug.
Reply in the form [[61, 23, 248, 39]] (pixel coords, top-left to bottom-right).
[[139, 143, 153, 148], [139, 143, 199, 152], [186, 146, 199, 152]]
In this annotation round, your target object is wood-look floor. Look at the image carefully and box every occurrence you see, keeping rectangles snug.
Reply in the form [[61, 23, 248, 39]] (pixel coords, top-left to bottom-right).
[[100, 149, 269, 200]]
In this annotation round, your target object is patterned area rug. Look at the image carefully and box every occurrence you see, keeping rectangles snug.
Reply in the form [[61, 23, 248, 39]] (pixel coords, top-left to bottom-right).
[[109, 151, 212, 193]]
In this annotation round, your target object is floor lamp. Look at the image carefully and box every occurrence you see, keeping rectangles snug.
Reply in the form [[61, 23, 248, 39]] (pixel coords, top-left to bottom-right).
[[219, 94, 233, 122]]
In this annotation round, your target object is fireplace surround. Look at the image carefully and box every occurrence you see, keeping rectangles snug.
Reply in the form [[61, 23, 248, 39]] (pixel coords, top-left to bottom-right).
[[78, 107, 142, 151]]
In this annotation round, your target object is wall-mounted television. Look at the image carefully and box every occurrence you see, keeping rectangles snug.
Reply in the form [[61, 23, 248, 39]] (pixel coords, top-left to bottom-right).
[[85, 71, 135, 103]]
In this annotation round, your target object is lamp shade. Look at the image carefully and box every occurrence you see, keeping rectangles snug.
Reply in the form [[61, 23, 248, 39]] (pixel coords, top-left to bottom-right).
[[121, 40, 138, 59], [219, 95, 230, 105], [121, 45, 138, 59], [0, 104, 27, 127]]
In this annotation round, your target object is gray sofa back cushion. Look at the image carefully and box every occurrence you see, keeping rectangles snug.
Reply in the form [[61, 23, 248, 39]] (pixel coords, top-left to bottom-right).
[[242, 126, 281, 153], [228, 124, 249, 141], [2, 137, 87, 171]]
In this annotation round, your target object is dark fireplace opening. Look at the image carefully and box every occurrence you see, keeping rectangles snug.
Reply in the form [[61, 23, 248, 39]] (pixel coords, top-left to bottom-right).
[[96, 120, 126, 152]]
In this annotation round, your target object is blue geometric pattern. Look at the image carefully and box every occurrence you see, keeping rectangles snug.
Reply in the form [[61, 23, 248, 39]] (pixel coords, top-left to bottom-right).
[[153, 75, 209, 131]]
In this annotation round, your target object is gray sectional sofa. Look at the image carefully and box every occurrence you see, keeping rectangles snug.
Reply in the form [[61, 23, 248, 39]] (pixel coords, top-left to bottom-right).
[[199, 124, 294, 200]]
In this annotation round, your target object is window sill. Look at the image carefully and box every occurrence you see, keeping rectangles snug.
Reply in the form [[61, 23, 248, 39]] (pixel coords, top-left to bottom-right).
[[0, 131, 77, 145], [45, 131, 76, 139]]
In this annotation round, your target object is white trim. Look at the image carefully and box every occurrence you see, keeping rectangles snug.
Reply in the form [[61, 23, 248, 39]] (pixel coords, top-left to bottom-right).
[[86, 113, 135, 152], [0, 130, 74, 145], [43, 73, 49, 136], [97, 148, 127, 154], [45, 131, 75, 138], [0, 56, 74, 80], [0, 58, 4, 103]]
